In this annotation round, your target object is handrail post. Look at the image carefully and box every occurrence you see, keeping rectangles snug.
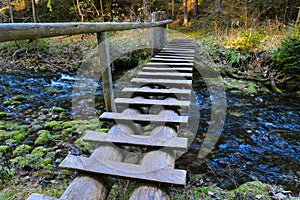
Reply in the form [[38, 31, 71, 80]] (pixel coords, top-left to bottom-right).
[[151, 11, 167, 55], [97, 32, 116, 112]]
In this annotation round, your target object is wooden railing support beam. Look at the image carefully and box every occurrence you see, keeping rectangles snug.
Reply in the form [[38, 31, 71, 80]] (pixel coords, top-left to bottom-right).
[[97, 32, 116, 112], [151, 11, 167, 55]]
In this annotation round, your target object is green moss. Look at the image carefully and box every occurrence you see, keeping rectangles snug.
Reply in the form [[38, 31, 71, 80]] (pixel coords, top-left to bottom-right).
[[244, 83, 258, 95], [45, 87, 58, 95], [0, 145, 9, 155], [62, 128, 73, 136], [75, 138, 93, 152], [31, 146, 47, 157], [0, 112, 11, 118], [12, 95, 26, 101], [59, 112, 68, 119], [44, 121, 62, 130], [3, 100, 22, 106], [35, 131, 53, 145], [52, 106, 65, 113], [62, 121, 76, 128], [12, 144, 31, 157], [37, 129, 50, 135]]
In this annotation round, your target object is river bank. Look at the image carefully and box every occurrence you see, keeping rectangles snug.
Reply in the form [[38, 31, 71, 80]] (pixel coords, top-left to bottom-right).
[[0, 34, 299, 199]]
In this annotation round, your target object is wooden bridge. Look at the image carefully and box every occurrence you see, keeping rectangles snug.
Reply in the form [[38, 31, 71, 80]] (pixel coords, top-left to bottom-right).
[[0, 12, 196, 200]]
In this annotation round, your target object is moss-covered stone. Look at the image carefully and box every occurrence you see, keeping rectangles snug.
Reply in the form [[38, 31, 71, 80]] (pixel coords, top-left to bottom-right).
[[31, 146, 47, 157], [45, 87, 58, 95], [35, 131, 53, 145], [62, 121, 76, 129], [0, 112, 11, 118], [244, 83, 258, 95], [62, 128, 73, 136], [3, 100, 22, 106], [12, 95, 26, 101], [0, 145, 9, 155], [52, 106, 65, 113], [75, 138, 93, 152], [44, 121, 62, 130], [59, 112, 68, 119], [13, 144, 31, 157]]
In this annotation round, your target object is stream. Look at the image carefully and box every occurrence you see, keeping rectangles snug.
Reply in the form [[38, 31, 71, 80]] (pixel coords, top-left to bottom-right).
[[0, 71, 299, 191]]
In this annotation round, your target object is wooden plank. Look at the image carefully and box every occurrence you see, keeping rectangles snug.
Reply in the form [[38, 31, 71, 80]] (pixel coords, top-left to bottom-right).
[[27, 194, 59, 200], [154, 55, 194, 59], [151, 57, 194, 62], [161, 48, 194, 52], [147, 62, 194, 66], [115, 98, 190, 109], [131, 78, 192, 88], [59, 155, 186, 185], [121, 87, 191, 97], [142, 67, 193, 72], [137, 71, 192, 79], [83, 131, 188, 150], [100, 112, 189, 125]]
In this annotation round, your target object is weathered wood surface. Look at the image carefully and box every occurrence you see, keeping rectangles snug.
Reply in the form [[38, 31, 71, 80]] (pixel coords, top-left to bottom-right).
[[100, 112, 189, 125], [151, 57, 194, 62], [121, 87, 191, 97], [131, 78, 192, 88], [27, 194, 59, 200], [154, 55, 194, 59], [115, 97, 190, 109], [142, 66, 193, 72], [130, 185, 170, 200], [83, 131, 188, 150], [59, 155, 187, 185], [147, 62, 194, 66], [0, 20, 172, 42], [98, 32, 116, 112], [137, 72, 193, 79]]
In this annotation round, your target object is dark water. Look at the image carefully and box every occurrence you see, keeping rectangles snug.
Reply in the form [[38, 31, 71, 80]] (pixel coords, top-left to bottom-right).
[[0, 72, 299, 191]]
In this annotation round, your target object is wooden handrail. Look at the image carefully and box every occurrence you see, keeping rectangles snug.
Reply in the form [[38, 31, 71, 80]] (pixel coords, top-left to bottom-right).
[[0, 20, 172, 42]]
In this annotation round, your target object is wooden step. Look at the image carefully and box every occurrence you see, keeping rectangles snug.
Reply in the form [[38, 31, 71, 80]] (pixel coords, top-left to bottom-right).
[[161, 48, 194, 52], [154, 55, 194, 59], [83, 131, 188, 151], [147, 62, 193, 66], [59, 155, 186, 185], [121, 87, 191, 97], [131, 78, 192, 88], [142, 67, 193, 72], [137, 71, 192, 79], [100, 112, 188, 125], [115, 98, 190, 109], [151, 58, 194, 62]]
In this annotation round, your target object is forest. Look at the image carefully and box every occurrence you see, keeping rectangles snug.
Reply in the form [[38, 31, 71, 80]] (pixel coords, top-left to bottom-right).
[[0, 0, 300, 199]]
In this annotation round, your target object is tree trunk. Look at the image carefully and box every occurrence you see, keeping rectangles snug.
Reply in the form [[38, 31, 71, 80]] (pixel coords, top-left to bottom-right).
[[31, 0, 37, 23], [211, 0, 222, 14], [183, 0, 188, 25], [191, 0, 198, 18], [171, 0, 174, 19], [7, 0, 14, 23]]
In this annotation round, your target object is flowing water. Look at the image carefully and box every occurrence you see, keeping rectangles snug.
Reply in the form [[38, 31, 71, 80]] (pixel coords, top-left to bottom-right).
[[0, 72, 299, 191]]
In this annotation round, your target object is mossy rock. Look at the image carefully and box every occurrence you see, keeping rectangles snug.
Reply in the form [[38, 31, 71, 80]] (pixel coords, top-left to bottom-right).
[[35, 131, 53, 145], [31, 146, 47, 157], [62, 128, 73, 136], [44, 121, 62, 130], [0, 112, 11, 118], [244, 83, 258, 95], [62, 121, 76, 129], [52, 106, 65, 113], [59, 112, 69, 119], [3, 100, 22, 106], [37, 129, 50, 135], [12, 95, 26, 101], [75, 138, 93, 152], [0, 145, 9, 155], [45, 87, 58, 95], [12, 144, 31, 157]]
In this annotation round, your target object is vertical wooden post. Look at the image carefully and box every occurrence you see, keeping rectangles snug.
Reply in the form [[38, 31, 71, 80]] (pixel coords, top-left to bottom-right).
[[97, 32, 116, 112], [151, 11, 167, 55]]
